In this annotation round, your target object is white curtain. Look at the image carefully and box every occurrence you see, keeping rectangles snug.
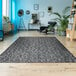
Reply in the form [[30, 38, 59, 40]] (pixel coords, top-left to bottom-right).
[[2, 0, 9, 17]]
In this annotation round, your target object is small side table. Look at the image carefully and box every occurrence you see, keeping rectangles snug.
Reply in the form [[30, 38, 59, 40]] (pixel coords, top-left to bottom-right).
[[28, 23, 41, 30], [40, 26, 48, 32]]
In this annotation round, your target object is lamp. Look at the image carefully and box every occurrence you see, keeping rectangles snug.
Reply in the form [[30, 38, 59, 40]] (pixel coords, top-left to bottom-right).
[[18, 9, 25, 30]]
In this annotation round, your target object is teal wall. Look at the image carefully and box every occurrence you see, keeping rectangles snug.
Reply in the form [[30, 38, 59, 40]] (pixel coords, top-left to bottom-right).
[[15, 0, 72, 30], [11, 0, 16, 23], [0, 0, 2, 30], [9, 0, 12, 21], [9, 0, 16, 32], [11, 0, 17, 32]]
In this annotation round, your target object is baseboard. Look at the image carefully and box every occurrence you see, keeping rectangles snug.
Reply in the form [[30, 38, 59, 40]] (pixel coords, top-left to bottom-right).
[[28, 29, 40, 31], [17, 29, 27, 31]]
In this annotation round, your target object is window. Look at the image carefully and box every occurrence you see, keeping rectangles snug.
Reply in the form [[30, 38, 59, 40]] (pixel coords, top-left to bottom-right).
[[2, 0, 9, 17]]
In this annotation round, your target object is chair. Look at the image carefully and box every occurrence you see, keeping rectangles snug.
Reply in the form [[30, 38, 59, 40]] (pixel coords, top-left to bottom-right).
[[28, 14, 41, 30], [40, 22, 57, 34]]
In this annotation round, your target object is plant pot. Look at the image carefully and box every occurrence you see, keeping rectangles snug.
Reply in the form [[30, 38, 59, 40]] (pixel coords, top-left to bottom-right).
[[58, 31, 66, 36], [61, 31, 66, 36]]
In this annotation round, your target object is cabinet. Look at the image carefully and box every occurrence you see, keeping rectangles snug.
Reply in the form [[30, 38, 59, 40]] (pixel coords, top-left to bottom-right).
[[71, 0, 76, 16], [0, 30, 4, 41]]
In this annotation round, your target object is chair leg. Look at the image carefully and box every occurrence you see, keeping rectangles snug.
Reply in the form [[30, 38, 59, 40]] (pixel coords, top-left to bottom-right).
[[45, 29, 48, 34], [70, 37, 73, 41]]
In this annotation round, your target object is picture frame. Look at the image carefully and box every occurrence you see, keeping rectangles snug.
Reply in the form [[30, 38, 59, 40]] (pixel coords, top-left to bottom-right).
[[34, 4, 39, 10], [39, 12, 44, 17], [26, 10, 30, 15]]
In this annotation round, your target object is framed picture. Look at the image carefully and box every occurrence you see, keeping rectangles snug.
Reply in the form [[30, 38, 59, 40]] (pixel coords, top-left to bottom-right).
[[26, 10, 30, 15], [39, 12, 44, 17], [34, 4, 39, 10]]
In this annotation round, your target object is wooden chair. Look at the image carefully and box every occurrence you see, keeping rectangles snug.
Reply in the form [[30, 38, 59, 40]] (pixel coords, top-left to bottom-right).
[[66, 14, 76, 41]]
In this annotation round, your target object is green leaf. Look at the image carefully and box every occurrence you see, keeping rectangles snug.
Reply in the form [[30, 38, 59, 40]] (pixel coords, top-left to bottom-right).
[[65, 15, 70, 19], [53, 12, 61, 18], [62, 6, 71, 15], [52, 6, 71, 32]]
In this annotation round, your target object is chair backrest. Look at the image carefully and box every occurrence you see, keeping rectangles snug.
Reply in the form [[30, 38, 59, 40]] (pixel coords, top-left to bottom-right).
[[32, 14, 39, 24], [48, 22, 57, 27]]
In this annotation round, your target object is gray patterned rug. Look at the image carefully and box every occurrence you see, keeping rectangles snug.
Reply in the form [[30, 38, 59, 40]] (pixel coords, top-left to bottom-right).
[[0, 37, 76, 63]]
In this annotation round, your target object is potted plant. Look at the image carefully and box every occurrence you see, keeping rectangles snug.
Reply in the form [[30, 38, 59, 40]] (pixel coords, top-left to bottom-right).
[[53, 6, 71, 36], [3, 16, 9, 22]]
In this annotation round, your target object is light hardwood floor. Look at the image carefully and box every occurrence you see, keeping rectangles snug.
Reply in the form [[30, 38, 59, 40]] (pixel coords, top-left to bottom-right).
[[0, 31, 76, 76]]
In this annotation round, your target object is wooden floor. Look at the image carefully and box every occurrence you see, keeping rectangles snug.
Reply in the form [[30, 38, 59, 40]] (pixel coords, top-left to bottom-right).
[[0, 31, 76, 76]]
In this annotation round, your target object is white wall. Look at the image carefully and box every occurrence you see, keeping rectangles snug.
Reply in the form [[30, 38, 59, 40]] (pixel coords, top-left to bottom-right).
[[15, 0, 72, 29]]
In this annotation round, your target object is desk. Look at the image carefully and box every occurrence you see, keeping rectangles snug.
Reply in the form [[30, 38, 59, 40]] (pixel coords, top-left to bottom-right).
[[40, 26, 48, 32], [28, 23, 41, 30]]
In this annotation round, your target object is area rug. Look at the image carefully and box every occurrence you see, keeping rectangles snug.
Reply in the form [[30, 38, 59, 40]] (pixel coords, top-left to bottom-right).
[[0, 37, 76, 63]]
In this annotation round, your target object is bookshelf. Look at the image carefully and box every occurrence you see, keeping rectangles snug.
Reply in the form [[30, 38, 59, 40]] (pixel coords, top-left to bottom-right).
[[66, 0, 76, 41]]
